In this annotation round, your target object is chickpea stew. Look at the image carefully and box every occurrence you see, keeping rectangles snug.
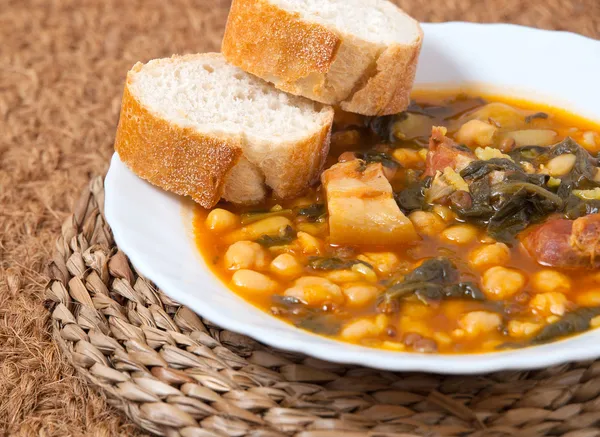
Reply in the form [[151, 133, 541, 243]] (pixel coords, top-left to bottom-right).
[[194, 91, 600, 354]]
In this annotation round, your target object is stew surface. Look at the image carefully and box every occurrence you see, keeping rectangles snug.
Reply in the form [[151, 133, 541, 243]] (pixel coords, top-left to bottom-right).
[[194, 90, 600, 354]]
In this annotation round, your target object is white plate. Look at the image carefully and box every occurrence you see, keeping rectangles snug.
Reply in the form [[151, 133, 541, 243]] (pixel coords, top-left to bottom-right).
[[106, 23, 600, 374]]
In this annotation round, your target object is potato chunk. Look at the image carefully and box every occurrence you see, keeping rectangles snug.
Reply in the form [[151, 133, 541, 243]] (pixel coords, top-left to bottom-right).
[[322, 161, 418, 245]]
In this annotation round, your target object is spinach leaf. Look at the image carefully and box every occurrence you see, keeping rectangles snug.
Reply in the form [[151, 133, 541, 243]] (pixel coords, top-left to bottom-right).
[[453, 158, 565, 242], [563, 194, 600, 219], [255, 225, 297, 247], [509, 145, 549, 162], [525, 112, 548, 123], [354, 151, 400, 169], [394, 177, 431, 214], [531, 307, 600, 344], [296, 314, 342, 335], [490, 182, 563, 208], [460, 158, 522, 181], [444, 282, 486, 300], [297, 204, 327, 222], [404, 257, 458, 284], [308, 256, 372, 271], [271, 296, 342, 335], [378, 258, 485, 308], [240, 209, 293, 225], [548, 138, 600, 198]]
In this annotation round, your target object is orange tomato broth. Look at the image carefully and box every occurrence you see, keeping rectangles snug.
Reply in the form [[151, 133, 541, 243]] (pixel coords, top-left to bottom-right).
[[193, 89, 600, 354]]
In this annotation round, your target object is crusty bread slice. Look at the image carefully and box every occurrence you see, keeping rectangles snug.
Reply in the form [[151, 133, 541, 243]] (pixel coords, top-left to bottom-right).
[[114, 53, 334, 208], [222, 0, 423, 116]]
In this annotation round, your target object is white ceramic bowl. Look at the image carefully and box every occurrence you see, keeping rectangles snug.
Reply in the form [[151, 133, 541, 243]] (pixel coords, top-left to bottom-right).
[[106, 23, 600, 374]]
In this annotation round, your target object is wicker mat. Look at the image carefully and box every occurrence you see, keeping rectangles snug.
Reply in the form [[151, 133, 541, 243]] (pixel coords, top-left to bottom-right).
[[2, 0, 600, 436]]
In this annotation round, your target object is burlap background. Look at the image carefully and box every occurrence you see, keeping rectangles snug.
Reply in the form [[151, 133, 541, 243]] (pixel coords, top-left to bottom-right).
[[1, 0, 599, 436]]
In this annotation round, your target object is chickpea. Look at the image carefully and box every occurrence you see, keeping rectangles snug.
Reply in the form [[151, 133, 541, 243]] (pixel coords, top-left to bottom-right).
[[529, 292, 568, 316], [341, 314, 388, 340], [432, 205, 456, 222], [433, 332, 452, 346], [224, 241, 270, 270], [351, 263, 378, 282], [205, 208, 239, 233], [382, 341, 406, 351], [458, 311, 502, 336], [545, 154, 576, 177], [508, 320, 542, 338], [402, 302, 433, 318], [296, 231, 323, 255], [284, 276, 343, 306], [392, 148, 423, 167], [270, 254, 302, 278], [357, 252, 401, 274], [409, 211, 446, 237], [338, 151, 357, 162], [468, 243, 511, 271], [576, 289, 600, 307], [531, 270, 571, 294], [231, 270, 279, 294], [479, 235, 497, 244], [325, 270, 362, 283], [583, 131, 599, 150], [297, 222, 326, 236], [455, 119, 497, 148], [398, 316, 432, 338], [481, 266, 526, 300], [441, 224, 479, 245], [343, 283, 379, 307], [505, 129, 557, 147]]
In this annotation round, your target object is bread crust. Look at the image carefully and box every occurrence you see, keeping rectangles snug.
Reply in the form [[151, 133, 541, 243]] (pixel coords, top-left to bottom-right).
[[114, 56, 334, 208], [114, 65, 243, 209], [222, 0, 423, 116], [222, 0, 340, 94]]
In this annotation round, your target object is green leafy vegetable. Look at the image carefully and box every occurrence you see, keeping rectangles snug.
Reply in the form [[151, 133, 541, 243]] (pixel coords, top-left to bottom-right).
[[509, 145, 549, 162], [491, 181, 563, 207], [525, 112, 548, 123], [394, 177, 431, 214], [297, 204, 327, 222], [241, 209, 293, 225], [453, 155, 572, 242], [563, 194, 600, 219], [255, 225, 297, 247], [500, 307, 600, 349], [308, 256, 372, 271], [531, 307, 600, 344], [378, 257, 486, 308], [296, 314, 342, 336], [354, 151, 400, 169], [271, 296, 342, 336], [460, 158, 522, 181]]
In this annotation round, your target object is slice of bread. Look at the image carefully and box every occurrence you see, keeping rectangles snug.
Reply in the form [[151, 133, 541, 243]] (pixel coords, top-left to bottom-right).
[[114, 53, 334, 208], [222, 0, 423, 116]]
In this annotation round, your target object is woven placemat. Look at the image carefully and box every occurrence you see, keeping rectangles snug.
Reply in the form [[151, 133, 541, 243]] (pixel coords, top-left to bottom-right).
[[0, 0, 589, 435], [44, 177, 600, 437]]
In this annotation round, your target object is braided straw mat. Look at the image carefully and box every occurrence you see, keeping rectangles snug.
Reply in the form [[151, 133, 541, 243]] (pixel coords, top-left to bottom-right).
[[3, 0, 600, 436]]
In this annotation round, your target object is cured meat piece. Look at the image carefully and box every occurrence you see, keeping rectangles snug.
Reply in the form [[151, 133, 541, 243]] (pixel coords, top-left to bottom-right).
[[322, 160, 419, 245], [424, 126, 475, 177], [523, 214, 600, 268]]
